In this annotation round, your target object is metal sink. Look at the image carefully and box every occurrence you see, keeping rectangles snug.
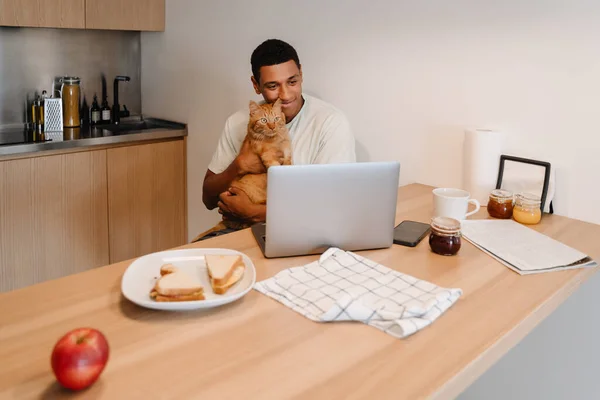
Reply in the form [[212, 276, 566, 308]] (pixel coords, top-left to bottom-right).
[[102, 117, 186, 134]]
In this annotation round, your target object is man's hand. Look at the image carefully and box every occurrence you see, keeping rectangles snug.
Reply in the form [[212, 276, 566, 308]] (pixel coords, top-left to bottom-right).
[[218, 187, 266, 223], [235, 140, 266, 175]]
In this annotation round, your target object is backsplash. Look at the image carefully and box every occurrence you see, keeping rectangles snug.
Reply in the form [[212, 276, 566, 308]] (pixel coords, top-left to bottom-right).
[[0, 27, 141, 126]]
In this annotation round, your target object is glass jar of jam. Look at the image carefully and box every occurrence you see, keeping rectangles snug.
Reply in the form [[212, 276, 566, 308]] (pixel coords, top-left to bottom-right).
[[487, 189, 514, 219], [429, 217, 462, 256], [513, 192, 542, 225]]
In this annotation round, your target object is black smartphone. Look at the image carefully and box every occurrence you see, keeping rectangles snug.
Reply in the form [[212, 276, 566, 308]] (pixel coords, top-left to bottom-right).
[[393, 220, 431, 247]]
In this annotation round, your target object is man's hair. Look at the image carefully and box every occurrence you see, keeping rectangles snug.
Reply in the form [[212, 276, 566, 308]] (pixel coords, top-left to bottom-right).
[[251, 39, 301, 84]]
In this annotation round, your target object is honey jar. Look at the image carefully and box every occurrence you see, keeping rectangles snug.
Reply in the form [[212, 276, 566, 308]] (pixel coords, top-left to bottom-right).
[[429, 217, 462, 256], [487, 189, 514, 219], [512, 193, 542, 225]]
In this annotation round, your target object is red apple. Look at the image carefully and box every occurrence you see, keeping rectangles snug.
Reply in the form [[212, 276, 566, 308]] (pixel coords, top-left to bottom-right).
[[51, 328, 109, 391]]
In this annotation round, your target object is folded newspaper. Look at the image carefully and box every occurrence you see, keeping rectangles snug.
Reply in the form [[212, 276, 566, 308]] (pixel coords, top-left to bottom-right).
[[461, 220, 598, 275]]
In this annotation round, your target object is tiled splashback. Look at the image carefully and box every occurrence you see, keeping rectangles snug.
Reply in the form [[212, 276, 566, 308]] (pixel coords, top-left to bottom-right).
[[0, 27, 141, 125]]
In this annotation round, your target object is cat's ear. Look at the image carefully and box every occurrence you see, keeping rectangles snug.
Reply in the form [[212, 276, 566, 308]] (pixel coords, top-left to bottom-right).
[[249, 101, 261, 115], [272, 98, 282, 111]]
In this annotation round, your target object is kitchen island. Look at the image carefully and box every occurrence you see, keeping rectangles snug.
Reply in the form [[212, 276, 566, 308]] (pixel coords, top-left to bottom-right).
[[0, 183, 597, 399]]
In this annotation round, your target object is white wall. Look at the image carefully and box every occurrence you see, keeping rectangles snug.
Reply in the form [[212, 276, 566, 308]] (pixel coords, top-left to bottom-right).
[[142, 0, 600, 239], [141, 3, 600, 396]]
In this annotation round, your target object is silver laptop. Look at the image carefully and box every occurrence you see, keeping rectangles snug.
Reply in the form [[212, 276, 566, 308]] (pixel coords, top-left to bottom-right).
[[251, 161, 400, 258]]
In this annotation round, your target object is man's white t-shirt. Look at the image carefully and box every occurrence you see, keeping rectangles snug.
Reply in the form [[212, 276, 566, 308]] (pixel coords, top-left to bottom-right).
[[207, 93, 356, 174]]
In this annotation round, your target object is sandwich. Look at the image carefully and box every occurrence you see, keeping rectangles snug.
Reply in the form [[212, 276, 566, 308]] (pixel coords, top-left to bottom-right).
[[150, 264, 205, 302], [205, 254, 245, 295]]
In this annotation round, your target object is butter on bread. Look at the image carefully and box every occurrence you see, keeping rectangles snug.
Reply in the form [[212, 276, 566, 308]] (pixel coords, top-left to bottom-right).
[[206, 254, 245, 294], [150, 264, 205, 301]]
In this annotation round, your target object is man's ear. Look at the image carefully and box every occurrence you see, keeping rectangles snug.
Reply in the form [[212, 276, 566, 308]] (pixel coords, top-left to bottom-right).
[[251, 76, 261, 95]]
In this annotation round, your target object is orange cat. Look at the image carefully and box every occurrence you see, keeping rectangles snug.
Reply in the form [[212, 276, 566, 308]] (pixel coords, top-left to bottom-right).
[[223, 98, 292, 229]]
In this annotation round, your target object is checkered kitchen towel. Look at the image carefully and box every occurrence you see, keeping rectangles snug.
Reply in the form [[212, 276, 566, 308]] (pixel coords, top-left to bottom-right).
[[254, 247, 463, 339]]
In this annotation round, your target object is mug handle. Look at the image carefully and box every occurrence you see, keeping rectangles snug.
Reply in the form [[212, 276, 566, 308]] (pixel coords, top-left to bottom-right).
[[465, 199, 481, 218]]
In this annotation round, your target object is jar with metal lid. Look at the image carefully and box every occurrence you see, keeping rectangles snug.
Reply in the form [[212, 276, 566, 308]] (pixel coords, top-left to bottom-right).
[[513, 192, 542, 225], [429, 216, 462, 256], [487, 189, 514, 219], [61, 76, 81, 128]]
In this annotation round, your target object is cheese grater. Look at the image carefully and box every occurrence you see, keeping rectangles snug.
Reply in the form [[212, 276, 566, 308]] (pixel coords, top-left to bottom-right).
[[44, 98, 63, 132]]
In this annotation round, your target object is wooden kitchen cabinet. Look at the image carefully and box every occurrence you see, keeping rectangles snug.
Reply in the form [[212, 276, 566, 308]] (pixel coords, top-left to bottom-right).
[[107, 139, 186, 263], [0, 150, 109, 292], [0, 137, 186, 292], [86, 0, 165, 31], [0, 0, 164, 31], [0, 0, 85, 29]]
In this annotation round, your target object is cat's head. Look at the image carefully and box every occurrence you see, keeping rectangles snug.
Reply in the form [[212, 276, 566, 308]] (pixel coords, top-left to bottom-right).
[[248, 99, 286, 138]]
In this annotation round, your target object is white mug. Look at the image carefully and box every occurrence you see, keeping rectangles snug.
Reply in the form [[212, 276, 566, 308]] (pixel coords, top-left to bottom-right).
[[433, 188, 481, 220]]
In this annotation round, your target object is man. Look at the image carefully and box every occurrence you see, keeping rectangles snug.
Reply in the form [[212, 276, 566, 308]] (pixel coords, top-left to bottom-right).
[[197, 38, 355, 240]]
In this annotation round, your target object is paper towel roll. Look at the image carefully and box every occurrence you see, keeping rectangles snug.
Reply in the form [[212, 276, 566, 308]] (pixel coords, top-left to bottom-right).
[[462, 129, 504, 206]]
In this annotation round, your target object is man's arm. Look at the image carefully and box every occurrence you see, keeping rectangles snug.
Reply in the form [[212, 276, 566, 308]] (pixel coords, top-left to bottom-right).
[[218, 187, 266, 223], [202, 163, 242, 210], [202, 139, 270, 210]]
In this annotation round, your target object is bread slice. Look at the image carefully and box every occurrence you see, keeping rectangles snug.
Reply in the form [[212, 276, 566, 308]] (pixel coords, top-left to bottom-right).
[[206, 254, 244, 286], [211, 265, 245, 294], [160, 264, 178, 276], [153, 268, 204, 297], [150, 291, 205, 302]]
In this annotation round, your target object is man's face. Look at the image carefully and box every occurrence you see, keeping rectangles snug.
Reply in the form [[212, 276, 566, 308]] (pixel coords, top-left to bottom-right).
[[252, 60, 303, 123]]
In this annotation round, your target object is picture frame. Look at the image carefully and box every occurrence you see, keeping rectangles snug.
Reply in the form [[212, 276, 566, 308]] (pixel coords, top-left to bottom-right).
[[495, 155, 552, 213]]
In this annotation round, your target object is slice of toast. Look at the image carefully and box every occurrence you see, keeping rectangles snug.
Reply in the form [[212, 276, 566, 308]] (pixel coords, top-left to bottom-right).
[[152, 265, 204, 297], [206, 254, 244, 286], [211, 265, 245, 295], [160, 264, 178, 276]]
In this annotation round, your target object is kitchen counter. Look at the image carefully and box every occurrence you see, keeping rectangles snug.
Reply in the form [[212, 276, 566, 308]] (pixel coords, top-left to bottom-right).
[[0, 116, 187, 159], [0, 184, 598, 399]]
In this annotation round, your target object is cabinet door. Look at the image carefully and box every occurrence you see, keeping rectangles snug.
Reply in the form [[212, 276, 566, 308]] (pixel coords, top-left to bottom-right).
[[0, 0, 85, 29], [0, 150, 109, 292], [107, 140, 186, 263], [86, 0, 165, 31]]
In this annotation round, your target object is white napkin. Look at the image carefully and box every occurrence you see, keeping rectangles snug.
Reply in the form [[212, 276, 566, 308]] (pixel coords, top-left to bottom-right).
[[254, 248, 463, 339]]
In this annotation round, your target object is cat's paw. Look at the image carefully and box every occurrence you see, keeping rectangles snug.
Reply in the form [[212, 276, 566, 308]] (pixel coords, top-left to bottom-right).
[[264, 161, 282, 169]]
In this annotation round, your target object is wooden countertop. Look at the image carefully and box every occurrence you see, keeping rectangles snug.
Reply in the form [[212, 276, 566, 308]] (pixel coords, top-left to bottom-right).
[[0, 126, 187, 161], [1, 183, 598, 399]]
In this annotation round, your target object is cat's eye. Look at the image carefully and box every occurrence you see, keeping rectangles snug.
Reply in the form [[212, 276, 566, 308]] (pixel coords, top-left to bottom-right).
[[275, 116, 280, 121], [260, 118, 267, 123]]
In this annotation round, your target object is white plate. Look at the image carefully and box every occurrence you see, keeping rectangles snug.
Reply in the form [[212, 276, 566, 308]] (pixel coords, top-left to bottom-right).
[[121, 248, 257, 311]]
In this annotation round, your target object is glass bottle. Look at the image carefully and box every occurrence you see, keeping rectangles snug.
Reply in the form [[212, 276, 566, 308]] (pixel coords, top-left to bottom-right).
[[31, 95, 39, 127], [90, 95, 101, 126], [61, 77, 81, 128], [101, 96, 111, 124]]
